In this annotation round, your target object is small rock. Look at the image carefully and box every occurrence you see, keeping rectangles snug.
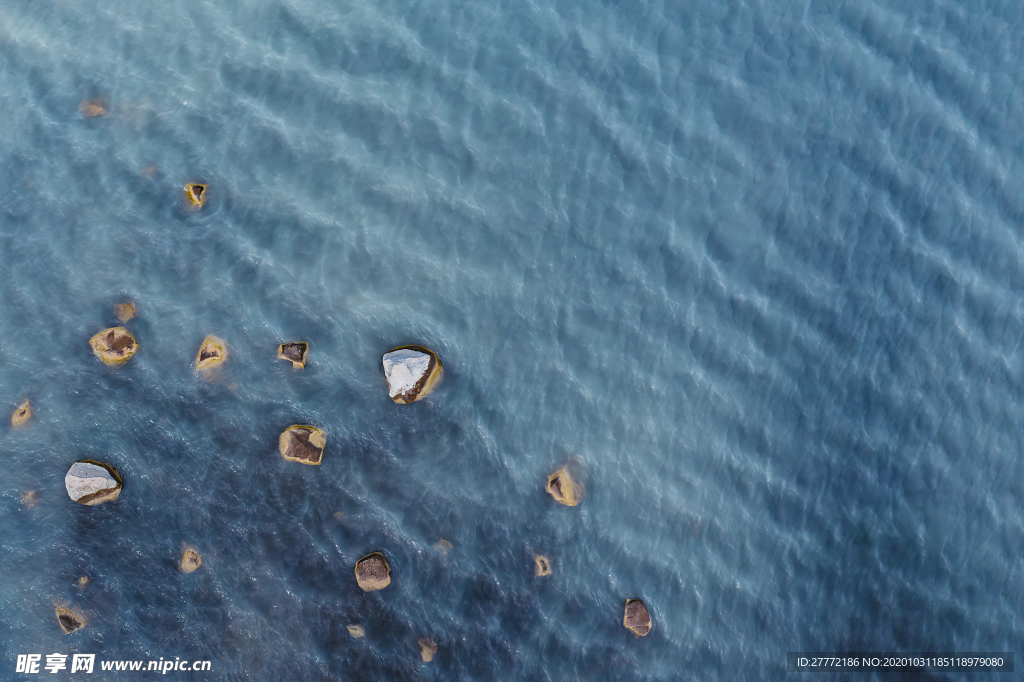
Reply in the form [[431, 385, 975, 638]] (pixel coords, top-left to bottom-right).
[[346, 624, 365, 638], [79, 98, 109, 118], [20, 489, 40, 508], [546, 466, 582, 507], [333, 511, 346, 520], [278, 425, 325, 465], [184, 183, 207, 208], [419, 638, 438, 662], [11, 398, 33, 428], [114, 301, 137, 323], [55, 605, 88, 634], [179, 545, 202, 574], [381, 345, 443, 404], [195, 335, 228, 372], [354, 552, 391, 591], [89, 327, 139, 366], [623, 599, 652, 637], [434, 539, 453, 555], [65, 460, 122, 506], [278, 342, 308, 369], [77, 576, 90, 589], [534, 555, 552, 576]]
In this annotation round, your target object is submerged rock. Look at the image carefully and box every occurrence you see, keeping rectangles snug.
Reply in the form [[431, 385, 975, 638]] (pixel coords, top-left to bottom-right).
[[184, 183, 207, 208], [381, 345, 443, 404], [623, 599, 652, 637], [65, 460, 122, 506], [179, 545, 202, 574], [278, 425, 326, 465], [114, 301, 137, 323], [419, 638, 438, 662], [534, 555, 552, 577], [21, 489, 40, 508], [434, 539, 453, 555], [79, 98, 109, 118], [77, 576, 90, 589], [346, 624, 365, 638], [354, 552, 391, 591], [55, 605, 88, 634], [89, 327, 139, 366], [278, 342, 308, 369], [11, 398, 33, 428], [195, 335, 228, 372], [546, 466, 582, 507]]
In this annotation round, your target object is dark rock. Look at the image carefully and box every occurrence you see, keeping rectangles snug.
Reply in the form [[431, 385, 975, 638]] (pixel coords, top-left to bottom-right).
[[354, 552, 391, 591], [623, 599, 652, 636]]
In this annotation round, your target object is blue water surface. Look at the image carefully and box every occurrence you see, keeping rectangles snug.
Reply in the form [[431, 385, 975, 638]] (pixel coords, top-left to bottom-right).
[[2, 0, 1024, 679]]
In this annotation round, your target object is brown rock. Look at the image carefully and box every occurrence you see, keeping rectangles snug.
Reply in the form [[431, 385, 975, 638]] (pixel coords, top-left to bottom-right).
[[534, 555, 552, 577], [89, 327, 139, 366], [179, 545, 202, 574], [20, 489, 40, 508], [278, 342, 308, 369], [55, 605, 88, 634], [11, 398, 33, 428], [354, 552, 391, 591], [623, 599, 652, 637], [184, 183, 207, 208], [346, 624, 365, 638], [195, 335, 228, 372], [546, 467, 582, 506], [278, 425, 325, 465], [114, 302, 137, 323], [419, 638, 438, 662], [79, 98, 109, 118]]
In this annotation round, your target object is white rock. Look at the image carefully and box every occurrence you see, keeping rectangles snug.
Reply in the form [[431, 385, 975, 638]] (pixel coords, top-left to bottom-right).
[[65, 461, 122, 506], [382, 348, 431, 399]]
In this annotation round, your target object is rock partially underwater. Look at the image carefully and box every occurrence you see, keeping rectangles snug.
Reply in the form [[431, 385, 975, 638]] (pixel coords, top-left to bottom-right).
[[184, 183, 207, 208], [65, 461, 122, 506], [278, 342, 308, 369], [55, 605, 88, 634], [89, 327, 139, 366], [546, 465, 583, 507], [623, 599, 652, 637], [354, 552, 391, 591], [419, 638, 438, 662], [381, 345, 443, 404], [278, 425, 325, 465], [195, 335, 228, 372], [11, 399, 33, 428]]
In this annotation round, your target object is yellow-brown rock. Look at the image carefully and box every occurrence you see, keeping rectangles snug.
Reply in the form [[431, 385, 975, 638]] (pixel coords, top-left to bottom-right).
[[278, 342, 308, 369], [195, 335, 228, 372], [354, 552, 391, 591], [11, 398, 33, 428], [278, 425, 325, 465], [419, 638, 438, 662], [55, 605, 88, 634], [346, 624, 365, 638], [623, 599, 652, 637], [114, 301, 137, 323], [79, 98, 109, 118], [546, 466, 582, 506], [534, 555, 552, 576], [89, 327, 139, 366], [381, 345, 443, 404], [179, 545, 202, 574], [184, 183, 207, 208]]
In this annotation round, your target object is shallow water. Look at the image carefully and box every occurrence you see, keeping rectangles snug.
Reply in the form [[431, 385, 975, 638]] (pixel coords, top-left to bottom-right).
[[2, 0, 1023, 679]]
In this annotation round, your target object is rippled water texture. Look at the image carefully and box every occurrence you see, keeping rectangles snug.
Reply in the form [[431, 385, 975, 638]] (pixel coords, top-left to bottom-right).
[[2, 0, 1024, 679]]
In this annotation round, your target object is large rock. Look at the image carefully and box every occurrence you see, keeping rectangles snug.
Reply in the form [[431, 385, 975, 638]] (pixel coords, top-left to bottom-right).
[[65, 461, 122, 506], [195, 335, 228, 372], [354, 552, 391, 591], [623, 599, 652, 637], [55, 605, 88, 634], [89, 327, 139, 365], [278, 425, 325, 465], [381, 345, 443, 404], [278, 342, 308, 369], [546, 466, 582, 507], [179, 545, 202, 574], [184, 183, 207, 208], [11, 398, 33, 428]]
